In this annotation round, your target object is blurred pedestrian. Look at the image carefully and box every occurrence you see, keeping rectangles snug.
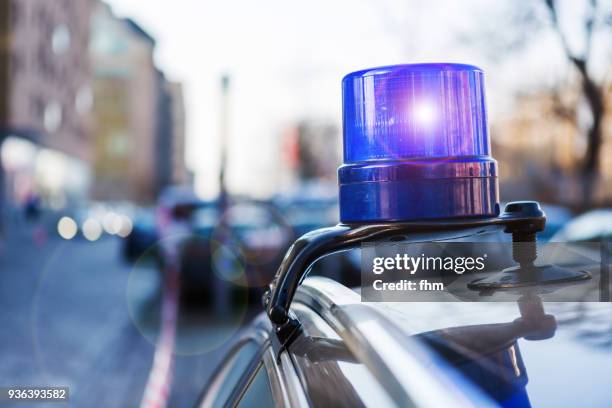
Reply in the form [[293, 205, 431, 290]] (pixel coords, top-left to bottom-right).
[[24, 192, 41, 221]]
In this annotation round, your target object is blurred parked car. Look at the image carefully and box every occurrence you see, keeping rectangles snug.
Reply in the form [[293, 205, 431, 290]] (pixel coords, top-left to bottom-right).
[[538, 209, 612, 270], [273, 195, 338, 238], [156, 187, 204, 244], [179, 200, 292, 304], [551, 209, 612, 242], [274, 194, 360, 286], [122, 208, 157, 262], [538, 203, 573, 241]]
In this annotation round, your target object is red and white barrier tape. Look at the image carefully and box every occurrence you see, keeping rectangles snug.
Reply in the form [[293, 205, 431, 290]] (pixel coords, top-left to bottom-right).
[[140, 262, 180, 408]]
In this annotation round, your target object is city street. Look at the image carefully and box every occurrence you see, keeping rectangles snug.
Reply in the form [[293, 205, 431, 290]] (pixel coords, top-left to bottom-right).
[[0, 222, 241, 407]]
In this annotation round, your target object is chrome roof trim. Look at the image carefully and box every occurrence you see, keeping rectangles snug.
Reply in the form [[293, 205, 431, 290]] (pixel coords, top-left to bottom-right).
[[279, 351, 311, 408], [293, 277, 497, 408], [263, 347, 310, 408], [198, 315, 271, 408], [263, 348, 291, 408]]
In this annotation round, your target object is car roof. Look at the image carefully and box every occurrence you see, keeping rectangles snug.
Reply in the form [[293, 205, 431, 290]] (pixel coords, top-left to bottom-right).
[[293, 277, 612, 408], [292, 277, 496, 407]]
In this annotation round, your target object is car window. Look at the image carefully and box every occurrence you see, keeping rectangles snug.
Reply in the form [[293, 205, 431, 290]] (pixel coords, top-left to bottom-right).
[[236, 364, 274, 408], [201, 341, 260, 408]]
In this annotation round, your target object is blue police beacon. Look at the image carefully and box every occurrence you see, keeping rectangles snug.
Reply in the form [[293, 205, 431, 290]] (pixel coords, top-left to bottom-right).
[[339, 63, 498, 223], [264, 63, 588, 347]]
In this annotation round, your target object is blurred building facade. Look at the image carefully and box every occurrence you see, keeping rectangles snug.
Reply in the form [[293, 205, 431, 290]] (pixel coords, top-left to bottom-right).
[[492, 86, 612, 207], [0, 0, 187, 215], [166, 81, 188, 186], [156, 78, 188, 190], [0, 0, 93, 210], [280, 119, 340, 187], [89, 1, 186, 205]]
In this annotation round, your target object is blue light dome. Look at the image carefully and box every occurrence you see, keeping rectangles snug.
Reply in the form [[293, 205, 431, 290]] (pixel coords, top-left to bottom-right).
[[339, 63, 499, 223]]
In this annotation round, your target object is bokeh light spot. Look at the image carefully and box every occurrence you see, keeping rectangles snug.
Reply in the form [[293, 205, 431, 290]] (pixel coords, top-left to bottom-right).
[[57, 216, 77, 240], [82, 218, 102, 241]]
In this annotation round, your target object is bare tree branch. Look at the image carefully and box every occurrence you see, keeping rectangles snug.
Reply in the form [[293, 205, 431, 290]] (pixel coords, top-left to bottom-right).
[[543, 0, 605, 205], [543, 0, 576, 60], [584, 0, 597, 60]]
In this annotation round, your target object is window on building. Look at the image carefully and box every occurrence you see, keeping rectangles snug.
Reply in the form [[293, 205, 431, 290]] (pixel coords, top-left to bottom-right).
[[44, 101, 62, 132], [75, 85, 93, 114], [52, 24, 71, 55]]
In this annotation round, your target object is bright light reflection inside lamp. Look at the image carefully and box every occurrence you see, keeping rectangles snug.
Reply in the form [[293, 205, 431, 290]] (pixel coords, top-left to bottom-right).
[[413, 102, 436, 125]]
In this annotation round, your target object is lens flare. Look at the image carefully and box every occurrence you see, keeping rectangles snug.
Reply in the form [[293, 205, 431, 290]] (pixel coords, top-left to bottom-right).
[[211, 242, 246, 283], [126, 235, 249, 356]]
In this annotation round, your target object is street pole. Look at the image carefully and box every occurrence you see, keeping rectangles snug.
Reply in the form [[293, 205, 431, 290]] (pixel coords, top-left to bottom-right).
[[215, 74, 230, 314], [219, 74, 230, 213]]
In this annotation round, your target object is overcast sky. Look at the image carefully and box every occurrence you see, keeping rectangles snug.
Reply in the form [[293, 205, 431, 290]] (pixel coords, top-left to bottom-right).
[[104, 0, 606, 198]]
